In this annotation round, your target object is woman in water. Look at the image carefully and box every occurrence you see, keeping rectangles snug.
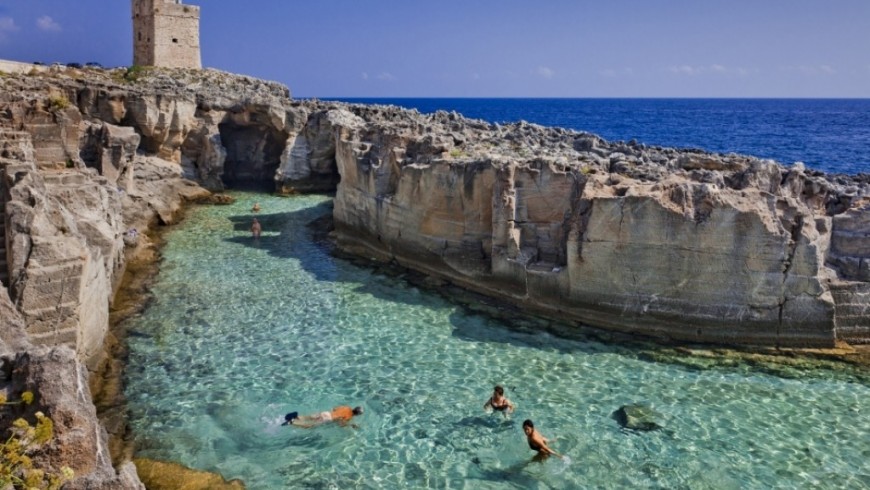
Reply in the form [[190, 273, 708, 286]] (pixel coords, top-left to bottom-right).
[[483, 385, 515, 416]]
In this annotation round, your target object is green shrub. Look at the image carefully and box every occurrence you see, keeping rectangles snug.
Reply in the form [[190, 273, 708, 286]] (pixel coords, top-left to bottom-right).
[[47, 93, 70, 112], [111, 65, 152, 84], [0, 392, 75, 489]]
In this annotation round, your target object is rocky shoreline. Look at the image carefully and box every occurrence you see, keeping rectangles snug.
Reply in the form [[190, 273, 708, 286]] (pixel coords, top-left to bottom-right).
[[0, 66, 868, 486]]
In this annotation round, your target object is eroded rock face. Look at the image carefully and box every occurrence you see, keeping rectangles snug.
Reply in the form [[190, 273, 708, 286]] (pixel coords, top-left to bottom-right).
[[319, 107, 870, 347], [0, 65, 868, 490], [0, 347, 143, 489]]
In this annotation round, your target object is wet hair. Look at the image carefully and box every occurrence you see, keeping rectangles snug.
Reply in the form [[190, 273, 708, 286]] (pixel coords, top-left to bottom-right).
[[522, 419, 534, 429], [494, 386, 504, 396], [352, 406, 364, 415]]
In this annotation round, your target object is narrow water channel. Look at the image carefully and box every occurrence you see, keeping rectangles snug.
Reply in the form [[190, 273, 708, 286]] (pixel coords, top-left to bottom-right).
[[123, 192, 870, 489]]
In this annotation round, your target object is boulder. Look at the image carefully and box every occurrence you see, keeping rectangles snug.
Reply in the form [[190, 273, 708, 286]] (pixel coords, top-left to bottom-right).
[[612, 404, 663, 432]]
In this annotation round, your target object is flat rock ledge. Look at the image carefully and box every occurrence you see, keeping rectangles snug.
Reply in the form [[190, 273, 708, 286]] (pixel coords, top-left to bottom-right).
[[0, 66, 869, 485]]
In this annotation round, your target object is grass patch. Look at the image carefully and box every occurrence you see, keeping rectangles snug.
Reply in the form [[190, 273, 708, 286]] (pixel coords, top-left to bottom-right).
[[113, 65, 153, 84], [47, 93, 70, 112]]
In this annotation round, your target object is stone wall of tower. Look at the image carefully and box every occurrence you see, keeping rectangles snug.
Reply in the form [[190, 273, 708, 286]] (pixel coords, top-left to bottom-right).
[[132, 0, 201, 69]]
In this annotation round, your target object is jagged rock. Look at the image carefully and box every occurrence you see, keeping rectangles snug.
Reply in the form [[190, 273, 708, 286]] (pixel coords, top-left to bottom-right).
[[0, 347, 143, 489], [0, 287, 27, 356], [2, 67, 869, 351], [1, 65, 869, 488]]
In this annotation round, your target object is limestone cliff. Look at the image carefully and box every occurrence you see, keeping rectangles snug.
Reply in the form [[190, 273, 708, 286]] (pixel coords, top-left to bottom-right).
[[3, 67, 869, 351], [0, 65, 868, 486], [315, 106, 869, 347]]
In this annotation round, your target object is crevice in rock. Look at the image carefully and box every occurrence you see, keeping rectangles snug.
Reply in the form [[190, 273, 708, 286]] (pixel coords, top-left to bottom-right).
[[777, 214, 804, 346]]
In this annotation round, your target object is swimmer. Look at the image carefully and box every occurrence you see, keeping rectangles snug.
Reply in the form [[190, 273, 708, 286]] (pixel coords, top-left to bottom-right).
[[251, 218, 262, 238], [252, 202, 261, 212], [522, 419, 561, 459], [483, 385, 515, 416], [283, 405, 363, 428]]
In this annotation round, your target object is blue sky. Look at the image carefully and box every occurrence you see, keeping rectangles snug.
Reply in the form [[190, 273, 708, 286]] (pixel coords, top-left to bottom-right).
[[1, 0, 868, 97]]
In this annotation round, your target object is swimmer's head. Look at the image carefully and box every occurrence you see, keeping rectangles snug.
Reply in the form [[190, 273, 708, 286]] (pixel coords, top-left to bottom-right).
[[352, 406, 364, 416]]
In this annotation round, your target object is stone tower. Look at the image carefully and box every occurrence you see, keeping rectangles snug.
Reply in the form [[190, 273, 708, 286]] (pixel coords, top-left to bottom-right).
[[132, 0, 201, 69]]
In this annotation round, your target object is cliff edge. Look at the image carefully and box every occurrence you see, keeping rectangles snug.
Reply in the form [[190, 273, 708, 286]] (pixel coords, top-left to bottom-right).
[[0, 65, 868, 485]]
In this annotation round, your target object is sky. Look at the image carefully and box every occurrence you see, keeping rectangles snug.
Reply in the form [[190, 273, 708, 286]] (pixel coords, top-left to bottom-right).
[[0, 0, 869, 98]]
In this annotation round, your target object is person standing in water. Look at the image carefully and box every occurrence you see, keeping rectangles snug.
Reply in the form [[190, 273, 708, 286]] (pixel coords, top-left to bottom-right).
[[522, 419, 561, 459], [483, 385, 515, 416], [251, 218, 261, 238]]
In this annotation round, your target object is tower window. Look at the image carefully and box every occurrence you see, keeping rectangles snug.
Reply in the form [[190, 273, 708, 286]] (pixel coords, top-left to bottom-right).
[[172, 38, 178, 43]]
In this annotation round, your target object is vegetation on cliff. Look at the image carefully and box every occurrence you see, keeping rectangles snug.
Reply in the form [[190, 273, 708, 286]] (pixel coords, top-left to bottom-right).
[[0, 392, 74, 490]]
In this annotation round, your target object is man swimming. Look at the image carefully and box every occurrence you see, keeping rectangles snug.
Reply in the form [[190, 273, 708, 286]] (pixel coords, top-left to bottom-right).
[[283, 406, 363, 428]]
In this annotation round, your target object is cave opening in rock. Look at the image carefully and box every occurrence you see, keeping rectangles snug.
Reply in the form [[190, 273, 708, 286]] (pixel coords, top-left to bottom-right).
[[218, 123, 288, 191]]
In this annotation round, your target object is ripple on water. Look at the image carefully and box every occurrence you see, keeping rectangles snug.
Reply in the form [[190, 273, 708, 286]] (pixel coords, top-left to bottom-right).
[[123, 192, 870, 489]]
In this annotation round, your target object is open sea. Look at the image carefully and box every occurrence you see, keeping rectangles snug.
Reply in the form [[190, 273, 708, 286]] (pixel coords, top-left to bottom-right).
[[123, 100, 870, 488], [327, 98, 870, 175]]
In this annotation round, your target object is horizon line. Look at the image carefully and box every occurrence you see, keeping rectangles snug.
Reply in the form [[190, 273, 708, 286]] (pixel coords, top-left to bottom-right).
[[303, 96, 870, 100]]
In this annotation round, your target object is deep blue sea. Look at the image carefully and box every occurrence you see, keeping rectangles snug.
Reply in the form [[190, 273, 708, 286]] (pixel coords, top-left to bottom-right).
[[326, 98, 870, 175]]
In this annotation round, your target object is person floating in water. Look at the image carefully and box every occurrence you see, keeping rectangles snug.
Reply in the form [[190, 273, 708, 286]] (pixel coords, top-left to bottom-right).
[[252, 202, 261, 212], [522, 419, 561, 459], [251, 218, 262, 238], [283, 406, 364, 428], [483, 385, 515, 416]]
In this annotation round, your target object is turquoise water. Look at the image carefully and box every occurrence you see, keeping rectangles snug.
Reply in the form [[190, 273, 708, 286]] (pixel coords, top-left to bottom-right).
[[124, 192, 870, 489]]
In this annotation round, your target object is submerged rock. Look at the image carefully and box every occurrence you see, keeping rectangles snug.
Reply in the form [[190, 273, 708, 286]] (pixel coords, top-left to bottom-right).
[[612, 404, 663, 432], [133, 459, 245, 490]]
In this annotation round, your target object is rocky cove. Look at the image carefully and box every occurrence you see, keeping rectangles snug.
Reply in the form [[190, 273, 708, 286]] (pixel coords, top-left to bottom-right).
[[0, 67, 869, 487]]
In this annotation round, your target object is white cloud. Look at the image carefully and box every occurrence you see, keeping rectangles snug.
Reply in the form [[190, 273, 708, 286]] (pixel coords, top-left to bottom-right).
[[599, 67, 634, 77], [669, 64, 755, 76], [36, 15, 61, 32], [361, 72, 369, 80], [377, 72, 395, 81], [670, 65, 701, 76], [536, 66, 555, 79], [0, 16, 17, 33], [0, 17, 17, 31], [471, 73, 480, 81], [0, 16, 17, 43]]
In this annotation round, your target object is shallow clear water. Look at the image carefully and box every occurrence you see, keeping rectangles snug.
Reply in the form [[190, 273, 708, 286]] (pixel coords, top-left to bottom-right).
[[124, 192, 870, 489]]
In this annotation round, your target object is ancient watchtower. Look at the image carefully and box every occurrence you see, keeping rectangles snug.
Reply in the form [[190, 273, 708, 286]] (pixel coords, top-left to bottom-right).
[[132, 0, 201, 69]]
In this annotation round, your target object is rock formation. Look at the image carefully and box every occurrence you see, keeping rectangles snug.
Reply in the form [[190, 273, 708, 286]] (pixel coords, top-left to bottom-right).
[[307, 106, 870, 348], [0, 65, 868, 485]]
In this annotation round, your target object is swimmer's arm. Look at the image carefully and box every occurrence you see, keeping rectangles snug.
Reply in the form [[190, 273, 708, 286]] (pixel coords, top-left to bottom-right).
[[483, 399, 492, 410], [539, 438, 562, 458]]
